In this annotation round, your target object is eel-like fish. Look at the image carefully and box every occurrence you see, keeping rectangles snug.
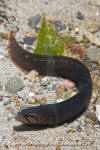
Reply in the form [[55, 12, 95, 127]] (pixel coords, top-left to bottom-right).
[[8, 30, 92, 125]]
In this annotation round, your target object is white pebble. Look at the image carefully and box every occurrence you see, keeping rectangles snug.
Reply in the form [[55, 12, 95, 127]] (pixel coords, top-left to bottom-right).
[[96, 105, 100, 121], [42, 77, 49, 81], [24, 44, 27, 49], [29, 92, 35, 98], [0, 55, 4, 59], [75, 27, 79, 33], [57, 99, 64, 103]]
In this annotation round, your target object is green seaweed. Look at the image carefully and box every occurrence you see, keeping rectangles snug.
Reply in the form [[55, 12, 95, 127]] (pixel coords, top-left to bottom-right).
[[34, 17, 64, 56]]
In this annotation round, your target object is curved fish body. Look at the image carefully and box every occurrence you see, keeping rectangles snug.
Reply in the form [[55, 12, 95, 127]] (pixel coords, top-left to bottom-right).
[[8, 31, 92, 125]]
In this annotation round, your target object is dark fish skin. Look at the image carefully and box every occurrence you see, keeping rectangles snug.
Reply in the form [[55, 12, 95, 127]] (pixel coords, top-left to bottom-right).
[[8, 30, 92, 125]]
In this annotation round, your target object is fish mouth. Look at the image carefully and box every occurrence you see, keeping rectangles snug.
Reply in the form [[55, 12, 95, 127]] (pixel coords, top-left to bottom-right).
[[15, 112, 30, 124], [15, 112, 22, 121]]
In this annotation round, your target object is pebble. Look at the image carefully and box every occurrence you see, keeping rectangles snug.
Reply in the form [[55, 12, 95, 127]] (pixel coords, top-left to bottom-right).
[[23, 44, 33, 53], [28, 14, 41, 29], [27, 99, 36, 104], [4, 144, 8, 149], [63, 79, 75, 88], [7, 116, 14, 122], [8, 16, 16, 22], [87, 45, 100, 62], [40, 81, 48, 87], [27, 70, 39, 82], [69, 126, 76, 132], [0, 54, 5, 60], [11, 95, 21, 104], [17, 90, 26, 101], [96, 105, 100, 121], [84, 31, 100, 46], [84, 20, 100, 33], [0, 16, 4, 24], [76, 125, 82, 132], [86, 111, 97, 123], [28, 92, 35, 98], [57, 98, 64, 103], [85, 117, 95, 124], [5, 77, 24, 94], [76, 11, 84, 20], [4, 22, 19, 31], [0, 134, 5, 140], [41, 77, 49, 81], [54, 20, 66, 31], [23, 36, 36, 45], [3, 97, 11, 105]]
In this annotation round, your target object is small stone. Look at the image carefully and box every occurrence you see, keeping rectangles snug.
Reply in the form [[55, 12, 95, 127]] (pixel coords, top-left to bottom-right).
[[76, 11, 84, 20], [57, 99, 64, 103], [76, 125, 81, 132], [54, 21, 66, 31], [8, 16, 16, 21], [0, 134, 5, 139], [86, 111, 97, 123], [85, 20, 100, 33], [85, 117, 95, 124], [41, 77, 49, 81], [28, 14, 41, 29], [5, 77, 24, 94], [23, 36, 36, 45], [0, 54, 5, 60], [27, 70, 39, 82], [28, 92, 35, 98], [17, 90, 26, 101], [85, 31, 100, 46], [75, 27, 79, 33], [35, 97, 46, 105], [4, 22, 19, 31], [28, 99, 35, 104], [7, 116, 14, 122], [3, 97, 11, 105], [69, 126, 76, 132], [40, 81, 47, 87], [87, 45, 100, 62], [96, 105, 100, 121], [0, 16, 4, 24], [63, 79, 75, 88], [4, 144, 8, 149], [56, 145, 61, 150], [6, 105, 17, 114]]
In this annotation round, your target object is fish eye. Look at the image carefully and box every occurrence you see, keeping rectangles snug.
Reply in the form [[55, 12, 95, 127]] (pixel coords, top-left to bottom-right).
[[28, 113, 39, 121], [24, 113, 28, 118], [24, 113, 31, 123]]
